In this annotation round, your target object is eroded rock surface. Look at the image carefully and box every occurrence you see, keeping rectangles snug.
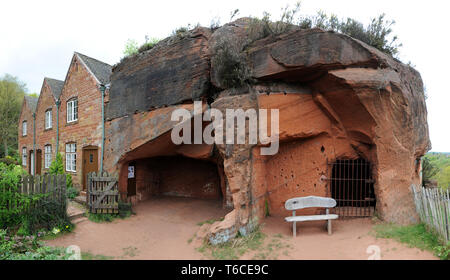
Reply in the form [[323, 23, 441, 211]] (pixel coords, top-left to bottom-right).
[[104, 19, 430, 244]]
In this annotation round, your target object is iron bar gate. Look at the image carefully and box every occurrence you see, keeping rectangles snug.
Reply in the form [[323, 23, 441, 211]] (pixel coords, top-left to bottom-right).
[[326, 158, 376, 218]]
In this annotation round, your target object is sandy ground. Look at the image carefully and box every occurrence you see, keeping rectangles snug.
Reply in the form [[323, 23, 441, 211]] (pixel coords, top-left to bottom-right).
[[46, 197, 437, 260]]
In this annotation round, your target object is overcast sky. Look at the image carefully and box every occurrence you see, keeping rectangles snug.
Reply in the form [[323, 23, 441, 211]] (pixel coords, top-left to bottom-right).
[[1, 0, 448, 152]]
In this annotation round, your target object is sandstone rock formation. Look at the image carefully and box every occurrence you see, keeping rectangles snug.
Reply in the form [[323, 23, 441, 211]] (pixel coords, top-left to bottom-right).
[[104, 18, 430, 244]]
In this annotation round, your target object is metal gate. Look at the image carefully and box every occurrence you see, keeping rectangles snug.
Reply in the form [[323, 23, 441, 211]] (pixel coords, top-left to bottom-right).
[[327, 158, 376, 217]]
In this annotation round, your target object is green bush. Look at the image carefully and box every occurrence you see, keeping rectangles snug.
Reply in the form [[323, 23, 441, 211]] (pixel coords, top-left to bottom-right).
[[0, 163, 33, 228], [1, 159, 72, 235], [212, 38, 251, 89], [49, 153, 78, 198], [0, 156, 19, 166], [123, 39, 139, 57], [137, 36, 160, 53], [0, 229, 74, 260], [48, 153, 64, 175], [246, 2, 401, 57], [24, 199, 71, 234]]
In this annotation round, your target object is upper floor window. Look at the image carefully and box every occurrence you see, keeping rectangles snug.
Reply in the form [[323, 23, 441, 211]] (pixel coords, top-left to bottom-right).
[[22, 121, 27, 136], [22, 147, 27, 166], [45, 110, 52, 129], [65, 143, 76, 172], [44, 145, 52, 169], [67, 98, 78, 123]]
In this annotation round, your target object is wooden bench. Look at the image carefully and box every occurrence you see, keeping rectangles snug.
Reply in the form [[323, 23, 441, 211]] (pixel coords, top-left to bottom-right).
[[285, 196, 339, 237]]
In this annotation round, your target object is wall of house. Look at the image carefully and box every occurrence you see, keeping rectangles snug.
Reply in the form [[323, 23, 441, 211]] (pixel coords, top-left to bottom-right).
[[18, 102, 35, 173], [58, 55, 103, 189], [35, 81, 57, 173]]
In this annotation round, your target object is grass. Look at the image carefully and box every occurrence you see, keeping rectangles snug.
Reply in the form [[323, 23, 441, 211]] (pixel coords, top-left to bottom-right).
[[87, 213, 120, 223], [197, 226, 266, 260], [81, 251, 114, 260], [196, 217, 224, 226], [372, 223, 450, 260], [122, 246, 139, 257], [196, 225, 292, 260], [87, 210, 133, 223]]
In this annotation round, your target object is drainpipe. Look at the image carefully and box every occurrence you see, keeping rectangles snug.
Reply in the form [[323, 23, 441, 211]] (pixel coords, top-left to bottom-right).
[[55, 99, 61, 155], [99, 84, 109, 173], [32, 112, 36, 175]]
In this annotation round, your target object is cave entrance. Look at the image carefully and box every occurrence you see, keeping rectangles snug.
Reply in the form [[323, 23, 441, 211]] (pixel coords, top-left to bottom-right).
[[329, 158, 376, 217], [126, 156, 225, 205]]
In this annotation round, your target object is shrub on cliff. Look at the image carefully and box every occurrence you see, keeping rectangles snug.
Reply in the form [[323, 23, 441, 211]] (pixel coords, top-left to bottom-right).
[[212, 38, 251, 89], [299, 12, 401, 56], [247, 2, 401, 56]]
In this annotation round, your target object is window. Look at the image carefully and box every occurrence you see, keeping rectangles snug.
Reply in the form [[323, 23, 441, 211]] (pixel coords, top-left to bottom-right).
[[22, 147, 27, 166], [65, 143, 76, 172], [44, 145, 52, 169], [22, 121, 27, 136], [67, 98, 78, 123], [45, 110, 52, 129]]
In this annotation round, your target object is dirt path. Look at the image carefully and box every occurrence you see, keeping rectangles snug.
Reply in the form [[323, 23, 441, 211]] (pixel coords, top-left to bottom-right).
[[46, 197, 437, 260], [253, 217, 437, 260]]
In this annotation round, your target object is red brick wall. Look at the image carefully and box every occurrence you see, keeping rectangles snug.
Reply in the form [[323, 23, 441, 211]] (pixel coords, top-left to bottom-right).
[[17, 101, 35, 173], [35, 80, 57, 172], [58, 55, 103, 189], [131, 156, 222, 202]]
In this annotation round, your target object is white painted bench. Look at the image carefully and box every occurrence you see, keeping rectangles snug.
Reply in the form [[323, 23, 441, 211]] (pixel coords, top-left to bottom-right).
[[285, 196, 339, 237]]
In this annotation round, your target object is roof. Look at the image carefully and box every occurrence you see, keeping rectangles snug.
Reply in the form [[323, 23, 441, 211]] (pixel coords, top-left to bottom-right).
[[24, 95, 38, 112], [75, 52, 112, 84], [44, 77, 64, 100]]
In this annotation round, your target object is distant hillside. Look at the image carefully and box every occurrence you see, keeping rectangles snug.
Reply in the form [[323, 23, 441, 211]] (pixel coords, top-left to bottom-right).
[[425, 152, 450, 189]]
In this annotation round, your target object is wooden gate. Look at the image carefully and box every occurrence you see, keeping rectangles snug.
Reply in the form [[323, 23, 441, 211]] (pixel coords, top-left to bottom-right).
[[87, 171, 119, 214]]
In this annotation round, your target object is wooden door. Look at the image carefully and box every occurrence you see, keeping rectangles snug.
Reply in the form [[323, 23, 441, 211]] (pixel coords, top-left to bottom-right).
[[83, 147, 98, 191], [36, 149, 42, 175]]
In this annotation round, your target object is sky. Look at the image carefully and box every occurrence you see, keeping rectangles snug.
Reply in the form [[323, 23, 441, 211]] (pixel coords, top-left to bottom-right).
[[0, 0, 449, 152]]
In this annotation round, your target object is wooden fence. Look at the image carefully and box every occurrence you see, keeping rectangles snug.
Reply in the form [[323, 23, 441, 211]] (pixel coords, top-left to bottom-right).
[[87, 171, 119, 214], [0, 174, 67, 215], [411, 186, 450, 244], [19, 174, 67, 202]]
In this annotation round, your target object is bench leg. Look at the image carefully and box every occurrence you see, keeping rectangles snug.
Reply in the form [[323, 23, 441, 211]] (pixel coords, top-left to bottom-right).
[[293, 221, 296, 237], [328, 219, 332, 235]]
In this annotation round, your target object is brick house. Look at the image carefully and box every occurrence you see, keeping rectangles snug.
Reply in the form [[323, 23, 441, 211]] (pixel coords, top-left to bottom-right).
[[18, 95, 38, 175], [34, 78, 64, 174], [57, 52, 111, 190], [18, 52, 111, 191]]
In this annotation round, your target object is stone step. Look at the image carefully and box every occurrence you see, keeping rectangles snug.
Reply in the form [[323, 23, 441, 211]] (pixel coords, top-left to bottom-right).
[[72, 216, 88, 224], [69, 212, 85, 221], [67, 200, 87, 221], [74, 195, 87, 206]]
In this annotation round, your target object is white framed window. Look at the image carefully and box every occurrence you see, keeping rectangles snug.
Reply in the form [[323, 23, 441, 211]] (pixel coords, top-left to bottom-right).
[[22, 147, 27, 166], [65, 143, 76, 172], [45, 110, 52, 129], [44, 145, 52, 169], [22, 121, 27, 136], [67, 98, 78, 123]]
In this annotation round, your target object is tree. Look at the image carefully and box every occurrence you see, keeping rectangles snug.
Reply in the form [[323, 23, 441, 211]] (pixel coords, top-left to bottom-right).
[[422, 157, 439, 187], [0, 74, 27, 157], [123, 39, 139, 57], [437, 166, 450, 190]]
